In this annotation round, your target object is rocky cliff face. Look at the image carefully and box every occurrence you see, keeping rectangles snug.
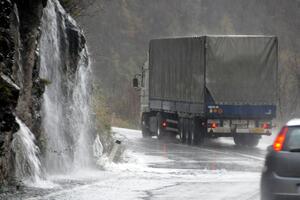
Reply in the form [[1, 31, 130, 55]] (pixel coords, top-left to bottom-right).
[[0, 0, 89, 186], [15, 0, 47, 133], [0, 0, 47, 186]]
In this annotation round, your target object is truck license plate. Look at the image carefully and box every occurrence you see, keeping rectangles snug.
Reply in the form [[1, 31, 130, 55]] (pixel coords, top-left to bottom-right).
[[252, 128, 264, 133]]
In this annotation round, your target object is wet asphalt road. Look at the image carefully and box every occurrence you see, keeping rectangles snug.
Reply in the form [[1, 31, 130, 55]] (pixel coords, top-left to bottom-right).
[[3, 127, 270, 200]]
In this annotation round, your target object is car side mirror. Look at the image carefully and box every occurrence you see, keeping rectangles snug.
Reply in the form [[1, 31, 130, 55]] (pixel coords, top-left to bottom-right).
[[132, 77, 139, 88]]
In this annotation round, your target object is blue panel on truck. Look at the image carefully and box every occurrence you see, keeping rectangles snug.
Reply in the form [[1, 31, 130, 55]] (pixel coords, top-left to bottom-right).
[[206, 104, 276, 119]]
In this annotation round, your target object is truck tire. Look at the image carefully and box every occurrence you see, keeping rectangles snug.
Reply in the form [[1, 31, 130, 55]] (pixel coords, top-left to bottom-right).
[[199, 119, 206, 144], [156, 113, 166, 139], [179, 118, 186, 143], [186, 118, 192, 145], [182, 118, 189, 144], [234, 134, 260, 147], [141, 113, 151, 138], [191, 117, 204, 145], [245, 135, 260, 147], [233, 134, 244, 146], [190, 118, 197, 145]]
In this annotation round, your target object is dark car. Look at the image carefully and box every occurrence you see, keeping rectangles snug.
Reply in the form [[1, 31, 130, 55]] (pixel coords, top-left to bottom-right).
[[261, 119, 300, 200]]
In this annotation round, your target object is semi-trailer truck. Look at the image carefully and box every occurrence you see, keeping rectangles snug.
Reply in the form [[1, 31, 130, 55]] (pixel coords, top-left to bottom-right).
[[133, 35, 278, 147]]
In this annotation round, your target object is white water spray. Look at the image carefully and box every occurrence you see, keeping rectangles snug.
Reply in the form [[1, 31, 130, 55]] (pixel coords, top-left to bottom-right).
[[12, 117, 42, 184], [93, 134, 103, 160], [40, 0, 72, 173], [72, 49, 93, 169]]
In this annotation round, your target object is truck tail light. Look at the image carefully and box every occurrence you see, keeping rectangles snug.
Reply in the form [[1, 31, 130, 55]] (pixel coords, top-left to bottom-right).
[[273, 126, 288, 151], [211, 122, 218, 128], [262, 123, 270, 129], [162, 121, 167, 128]]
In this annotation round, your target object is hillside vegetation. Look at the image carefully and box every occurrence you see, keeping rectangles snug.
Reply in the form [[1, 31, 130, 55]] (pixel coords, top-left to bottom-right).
[[79, 0, 300, 127]]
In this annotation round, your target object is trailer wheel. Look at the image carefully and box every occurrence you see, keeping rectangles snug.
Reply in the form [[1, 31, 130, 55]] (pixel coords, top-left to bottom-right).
[[199, 119, 206, 145], [233, 134, 243, 146], [141, 113, 151, 138], [179, 118, 186, 143], [245, 135, 260, 147], [182, 118, 189, 144], [234, 134, 260, 147], [186, 119, 192, 145], [156, 113, 166, 139], [191, 117, 203, 145], [190, 119, 197, 145]]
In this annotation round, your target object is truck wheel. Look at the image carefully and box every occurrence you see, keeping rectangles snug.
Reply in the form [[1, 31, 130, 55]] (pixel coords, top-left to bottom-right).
[[190, 118, 198, 145], [179, 118, 186, 143], [199, 119, 206, 145], [233, 134, 243, 146], [191, 117, 204, 145], [141, 113, 151, 138], [156, 113, 166, 139], [186, 118, 192, 145], [245, 135, 260, 147], [190, 119, 196, 145], [182, 118, 189, 144], [234, 134, 260, 147]]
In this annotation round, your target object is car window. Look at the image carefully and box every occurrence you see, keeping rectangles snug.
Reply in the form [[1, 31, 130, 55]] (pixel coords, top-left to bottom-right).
[[286, 127, 300, 149]]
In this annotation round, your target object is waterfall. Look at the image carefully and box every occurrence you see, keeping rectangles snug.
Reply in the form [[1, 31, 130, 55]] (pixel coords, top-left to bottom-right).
[[71, 49, 93, 169], [40, 0, 72, 173], [12, 118, 42, 184], [39, 0, 97, 174]]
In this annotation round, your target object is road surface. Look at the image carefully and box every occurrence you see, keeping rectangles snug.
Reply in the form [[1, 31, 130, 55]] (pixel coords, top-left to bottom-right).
[[3, 127, 272, 200]]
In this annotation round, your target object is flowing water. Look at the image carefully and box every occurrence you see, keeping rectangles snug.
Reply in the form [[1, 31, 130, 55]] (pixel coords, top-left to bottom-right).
[[39, 0, 72, 173], [71, 49, 93, 169], [12, 118, 42, 184], [39, 0, 96, 174]]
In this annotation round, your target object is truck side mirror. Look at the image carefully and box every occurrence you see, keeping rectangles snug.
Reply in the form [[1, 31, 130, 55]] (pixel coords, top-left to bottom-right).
[[133, 77, 139, 88]]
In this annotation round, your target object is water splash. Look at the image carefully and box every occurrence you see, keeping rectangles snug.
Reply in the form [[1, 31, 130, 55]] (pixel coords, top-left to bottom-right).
[[12, 117, 42, 184], [72, 49, 93, 168], [93, 134, 103, 160]]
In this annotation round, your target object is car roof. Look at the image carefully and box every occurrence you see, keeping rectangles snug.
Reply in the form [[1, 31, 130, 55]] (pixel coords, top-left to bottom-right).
[[286, 119, 300, 126]]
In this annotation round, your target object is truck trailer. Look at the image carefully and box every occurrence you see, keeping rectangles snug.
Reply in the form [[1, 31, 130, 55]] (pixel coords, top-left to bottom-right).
[[133, 35, 278, 147]]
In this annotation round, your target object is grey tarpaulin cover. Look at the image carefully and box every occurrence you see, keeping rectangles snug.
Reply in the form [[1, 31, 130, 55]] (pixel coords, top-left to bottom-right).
[[149, 37, 205, 104], [149, 35, 277, 106], [206, 36, 277, 105]]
